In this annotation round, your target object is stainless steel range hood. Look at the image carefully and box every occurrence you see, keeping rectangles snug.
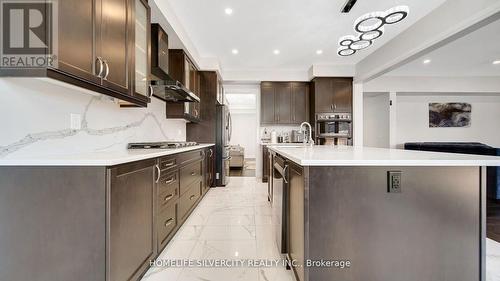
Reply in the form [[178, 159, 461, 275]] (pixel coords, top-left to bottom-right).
[[150, 79, 200, 103]]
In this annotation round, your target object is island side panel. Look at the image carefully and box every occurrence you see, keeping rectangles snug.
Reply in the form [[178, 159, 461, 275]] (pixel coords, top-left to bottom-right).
[[0, 167, 107, 281], [306, 166, 481, 281]]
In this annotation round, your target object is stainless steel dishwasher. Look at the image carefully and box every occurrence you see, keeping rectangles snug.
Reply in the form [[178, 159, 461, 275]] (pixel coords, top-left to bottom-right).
[[271, 153, 289, 255]]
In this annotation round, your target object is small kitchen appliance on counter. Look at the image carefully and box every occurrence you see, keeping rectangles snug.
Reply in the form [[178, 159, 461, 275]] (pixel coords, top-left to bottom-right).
[[290, 130, 304, 143]]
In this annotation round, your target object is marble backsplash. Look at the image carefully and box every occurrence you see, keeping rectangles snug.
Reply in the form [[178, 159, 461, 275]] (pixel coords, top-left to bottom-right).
[[0, 78, 186, 159]]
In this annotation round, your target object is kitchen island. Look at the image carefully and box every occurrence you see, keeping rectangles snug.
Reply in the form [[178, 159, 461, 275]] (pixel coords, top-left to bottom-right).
[[267, 145, 500, 281]]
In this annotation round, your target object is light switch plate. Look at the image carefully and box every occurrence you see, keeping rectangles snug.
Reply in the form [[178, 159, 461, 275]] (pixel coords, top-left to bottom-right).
[[387, 171, 402, 193]]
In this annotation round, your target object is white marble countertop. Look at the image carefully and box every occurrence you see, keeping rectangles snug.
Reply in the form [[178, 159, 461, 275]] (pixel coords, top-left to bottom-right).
[[0, 144, 214, 166], [267, 145, 500, 166]]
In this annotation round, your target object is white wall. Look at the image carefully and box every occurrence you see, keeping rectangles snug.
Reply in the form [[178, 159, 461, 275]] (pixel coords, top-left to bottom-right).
[[0, 78, 186, 158], [363, 93, 390, 148], [395, 93, 500, 148], [229, 113, 257, 158]]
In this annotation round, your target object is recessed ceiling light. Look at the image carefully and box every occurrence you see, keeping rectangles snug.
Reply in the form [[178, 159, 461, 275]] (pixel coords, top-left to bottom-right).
[[224, 8, 233, 15], [316, 50, 323, 55], [423, 59, 431, 64], [493, 60, 500, 65], [231, 49, 239, 55], [273, 49, 280, 55]]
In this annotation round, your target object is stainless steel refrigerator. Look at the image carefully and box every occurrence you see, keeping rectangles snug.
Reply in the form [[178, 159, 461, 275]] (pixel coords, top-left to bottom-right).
[[216, 103, 232, 186]]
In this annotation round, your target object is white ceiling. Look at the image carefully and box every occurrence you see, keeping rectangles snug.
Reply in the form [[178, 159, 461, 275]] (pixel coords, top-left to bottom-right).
[[164, 0, 447, 72], [387, 18, 500, 77]]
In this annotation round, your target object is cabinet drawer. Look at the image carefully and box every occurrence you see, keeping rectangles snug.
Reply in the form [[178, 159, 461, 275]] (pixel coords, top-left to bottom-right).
[[158, 170, 179, 197], [179, 160, 202, 195], [178, 180, 201, 221], [158, 172, 179, 212], [157, 203, 177, 250], [178, 150, 203, 166], [159, 156, 177, 171]]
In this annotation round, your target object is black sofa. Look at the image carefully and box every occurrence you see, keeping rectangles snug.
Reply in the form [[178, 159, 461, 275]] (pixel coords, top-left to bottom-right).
[[404, 142, 500, 200]]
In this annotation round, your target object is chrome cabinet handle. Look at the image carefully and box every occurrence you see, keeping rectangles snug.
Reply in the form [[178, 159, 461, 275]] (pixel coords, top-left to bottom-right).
[[163, 194, 174, 202], [190, 172, 196, 176], [189, 195, 196, 200], [164, 177, 175, 185], [283, 165, 289, 184], [96, 57, 104, 78], [148, 85, 154, 97], [164, 161, 175, 167], [164, 218, 174, 227], [155, 164, 161, 183], [209, 149, 213, 157], [103, 60, 110, 80]]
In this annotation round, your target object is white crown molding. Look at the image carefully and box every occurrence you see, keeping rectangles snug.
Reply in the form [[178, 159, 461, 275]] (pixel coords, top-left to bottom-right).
[[222, 69, 310, 82], [308, 64, 356, 79]]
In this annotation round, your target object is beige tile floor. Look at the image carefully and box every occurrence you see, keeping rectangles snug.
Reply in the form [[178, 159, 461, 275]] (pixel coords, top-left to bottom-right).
[[142, 176, 500, 281]]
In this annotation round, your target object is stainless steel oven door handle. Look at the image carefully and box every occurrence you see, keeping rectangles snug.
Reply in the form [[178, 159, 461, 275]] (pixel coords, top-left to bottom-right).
[[227, 112, 232, 142]]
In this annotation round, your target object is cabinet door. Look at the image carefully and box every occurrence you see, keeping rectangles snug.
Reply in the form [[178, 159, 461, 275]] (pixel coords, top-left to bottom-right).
[[109, 159, 155, 281], [332, 78, 353, 113], [98, 0, 130, 94], [56, 0, 100, 84], [132, 0, 151, 99], [313, 78, 334, 113], [288, 163, 305, 281], [276, 84, 292, 124], [260, 85, 276, 124], [291, 83, 308, 124]]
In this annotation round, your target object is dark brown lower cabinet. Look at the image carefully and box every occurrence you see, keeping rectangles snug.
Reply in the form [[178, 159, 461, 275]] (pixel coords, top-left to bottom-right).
[[108, 159, 155, 281], [0, 146, 214, 281]]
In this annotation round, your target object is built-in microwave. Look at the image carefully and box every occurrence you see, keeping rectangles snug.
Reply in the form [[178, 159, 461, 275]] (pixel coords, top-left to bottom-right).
[[315, 113, 353, 145]]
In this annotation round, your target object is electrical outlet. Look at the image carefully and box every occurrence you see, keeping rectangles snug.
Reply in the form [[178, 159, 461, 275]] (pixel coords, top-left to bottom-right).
[[70, 114, 81, 130], [387, 171, 402, 193]]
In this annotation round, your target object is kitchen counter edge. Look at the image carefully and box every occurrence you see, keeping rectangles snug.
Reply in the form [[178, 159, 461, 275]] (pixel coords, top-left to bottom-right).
[[267, 145, 500, 167], [0, 144, 215, 167]]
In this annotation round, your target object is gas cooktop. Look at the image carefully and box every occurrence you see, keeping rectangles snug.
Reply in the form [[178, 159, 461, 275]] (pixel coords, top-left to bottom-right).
[[127, 142, 198, 149]]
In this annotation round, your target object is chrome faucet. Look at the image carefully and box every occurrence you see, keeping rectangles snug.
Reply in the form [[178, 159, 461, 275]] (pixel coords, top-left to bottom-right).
[[299, 122, 314, 146]]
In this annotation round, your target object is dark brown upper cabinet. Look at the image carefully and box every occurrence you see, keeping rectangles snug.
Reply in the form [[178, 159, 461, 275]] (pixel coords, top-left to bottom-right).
[[291, 83, 309, 123], [130, 0, 152, 100], [310, 77, 353, 113], [56, 0, 101, 85], [260, 82, 309, 125], [0, 0, 151, 107], [97, 0, 130, 95], [167, 49, 201, 123], [151, 24, 169, 80]]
